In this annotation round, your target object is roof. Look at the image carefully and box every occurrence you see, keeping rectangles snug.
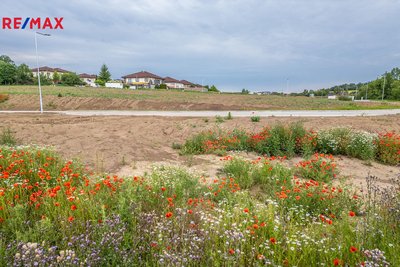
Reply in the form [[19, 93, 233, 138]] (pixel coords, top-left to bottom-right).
[[30, 66, 71, 73], [122, 71, 163, 80], [164, 76, 182, 83], [79, 73, 97, 78], [180, 80, 194, 86]]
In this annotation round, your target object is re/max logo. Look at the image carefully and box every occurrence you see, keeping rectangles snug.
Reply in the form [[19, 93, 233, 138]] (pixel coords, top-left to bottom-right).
[[2, 17, 64, 29]]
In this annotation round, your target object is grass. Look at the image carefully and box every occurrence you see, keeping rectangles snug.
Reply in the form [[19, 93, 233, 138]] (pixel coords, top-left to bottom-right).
[[0, 146, 398, 266], [0, 128, 17, 146], [1, 85, 400, 110]]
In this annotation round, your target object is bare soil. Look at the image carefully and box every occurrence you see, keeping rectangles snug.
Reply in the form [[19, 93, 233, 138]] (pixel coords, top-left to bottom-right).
[[1, 114, 399, 189]]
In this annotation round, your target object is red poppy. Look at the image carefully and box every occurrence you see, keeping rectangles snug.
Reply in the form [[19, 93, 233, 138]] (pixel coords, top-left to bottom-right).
[[243, 208, 249, 213], [349, 211, 355, 217], [229, 248, 235, 255], [270, 237, 276, 244], [71, 205, 77, 211], [187, 209, 193, 214], [68, 216, 75, 222], [350, 246, 358, 253], [161, 187, 166, 192], [165, 212, 173, 218], [333, 258, 341, 266]]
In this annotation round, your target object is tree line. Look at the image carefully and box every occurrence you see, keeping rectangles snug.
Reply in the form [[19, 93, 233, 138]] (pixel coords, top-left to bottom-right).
[[0, 55, 112, 87], [297, 67, 400, 100]]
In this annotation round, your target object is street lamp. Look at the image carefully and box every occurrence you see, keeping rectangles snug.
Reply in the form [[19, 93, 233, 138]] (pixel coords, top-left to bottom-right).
[[35, 31, 51, 113]]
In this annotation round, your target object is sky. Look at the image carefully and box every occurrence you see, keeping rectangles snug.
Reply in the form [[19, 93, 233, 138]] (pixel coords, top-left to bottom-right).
[[1, 0, 400, 92]]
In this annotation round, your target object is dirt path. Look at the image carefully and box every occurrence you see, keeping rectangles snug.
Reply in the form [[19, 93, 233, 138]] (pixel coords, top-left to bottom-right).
[[1, 114, 399, 188]]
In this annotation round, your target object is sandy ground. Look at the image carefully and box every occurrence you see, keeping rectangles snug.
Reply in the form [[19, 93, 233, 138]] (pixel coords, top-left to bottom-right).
[[1, 114, 399, 189]]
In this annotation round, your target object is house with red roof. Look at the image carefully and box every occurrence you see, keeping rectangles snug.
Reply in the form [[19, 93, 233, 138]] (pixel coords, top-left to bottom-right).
[[30, 66, 71, 79], [79, 73, 97, 86], [164, 76, 184, 89], [121, 71, 163, 89]]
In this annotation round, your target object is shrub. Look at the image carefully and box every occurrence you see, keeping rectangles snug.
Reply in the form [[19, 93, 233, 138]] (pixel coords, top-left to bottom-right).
[[346, 131, 377, 160], [226, 112, 233, 120], [375, 132, 400, 165], [316, 128, 351, 154], [0, 128, 17, 146], [0, 94, 9, 103], [250, 116, 260, 122], [215, 115, 224, 123]]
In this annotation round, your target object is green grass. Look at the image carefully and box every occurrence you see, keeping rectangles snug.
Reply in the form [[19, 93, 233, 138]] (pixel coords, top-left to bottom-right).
[[1, 85, 400, 110]]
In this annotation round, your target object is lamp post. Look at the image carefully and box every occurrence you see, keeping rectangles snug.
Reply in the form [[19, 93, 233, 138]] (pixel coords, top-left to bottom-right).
[[381, 74, 386, 101], [35, 31, 51, 113]]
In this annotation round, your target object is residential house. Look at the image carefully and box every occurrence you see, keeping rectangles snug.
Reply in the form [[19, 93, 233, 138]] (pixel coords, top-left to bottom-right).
[[122, 71, 163, 89], [79, 73, 97, 87], [164, 77, 184, 89], [180, 80, 194, 88], [31, 66, 70, 79]]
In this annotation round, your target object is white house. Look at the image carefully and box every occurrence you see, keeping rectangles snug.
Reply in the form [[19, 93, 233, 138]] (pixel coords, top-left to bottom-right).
[[105, 81, 124, 89], [122, 71, 163, 89], [79, 73, 97, 87], [164, 77, 184, 89], [31, 66, 70, 79]]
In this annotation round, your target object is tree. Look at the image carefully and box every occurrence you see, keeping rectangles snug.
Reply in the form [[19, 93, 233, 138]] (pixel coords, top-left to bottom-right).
[[241, 88, 250, 94], [0, 61, 16, 85], [0, 55, 14, 65], [15, 64, 33, 84], [60, 73, 84, 86], [97, 64, 111, 85], [208, 85, 219, 92], [52, 71, 60, 84]]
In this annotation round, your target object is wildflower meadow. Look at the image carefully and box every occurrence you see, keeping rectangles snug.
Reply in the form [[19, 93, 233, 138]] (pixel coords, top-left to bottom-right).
[[0, 123, 399, 266]]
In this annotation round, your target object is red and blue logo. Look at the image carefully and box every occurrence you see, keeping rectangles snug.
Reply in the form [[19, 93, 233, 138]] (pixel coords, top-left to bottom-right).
[[2, 17, 64, 29]]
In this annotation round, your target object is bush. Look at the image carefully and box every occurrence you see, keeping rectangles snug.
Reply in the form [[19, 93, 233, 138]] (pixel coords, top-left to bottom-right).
[[0, 94, 9, 103], [215, 115, 224, 123], [346, 131, 377, 160], [338, 95, 353, 101], [223, 158, 254, 189], [250, 116, 260, 122], [375, 132, 400, 165]]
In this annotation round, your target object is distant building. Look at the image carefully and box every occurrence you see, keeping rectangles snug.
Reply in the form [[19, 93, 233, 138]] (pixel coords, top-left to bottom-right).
[[79, 73, 97, 87], [122, 71, 163, 89], [327, 91, 337, 100], [31, 66, 70, 79], [105, 81, 123, 89], [164, 77, 184, 89]]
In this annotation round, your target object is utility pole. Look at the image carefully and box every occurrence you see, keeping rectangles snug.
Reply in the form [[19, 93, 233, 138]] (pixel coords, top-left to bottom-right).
[[382, 75, 386, 101], [35, 32, 51, 113]]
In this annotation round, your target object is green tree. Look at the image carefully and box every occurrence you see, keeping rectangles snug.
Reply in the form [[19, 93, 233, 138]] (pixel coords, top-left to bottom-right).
[[241, 88, 250, 94], [52, 71, 60, 84], [15, 64, 33, 84], [60, 73, 84, 86], [208, 85, 219, 92], [0, 55, 14, 64], [97, 64, 111, 84], [0, 61, 16, 85], [34, 73, 52, 85]]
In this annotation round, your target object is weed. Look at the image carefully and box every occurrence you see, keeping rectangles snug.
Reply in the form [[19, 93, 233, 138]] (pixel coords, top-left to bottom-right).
[[0, 127, 17, 146], [250, 116, 260, 122], [215, 115, 225, 123], [226, 112, 233, 120]]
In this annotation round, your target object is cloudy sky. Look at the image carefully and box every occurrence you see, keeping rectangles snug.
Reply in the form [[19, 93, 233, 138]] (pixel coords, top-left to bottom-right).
[[1, 0, 399, 92]]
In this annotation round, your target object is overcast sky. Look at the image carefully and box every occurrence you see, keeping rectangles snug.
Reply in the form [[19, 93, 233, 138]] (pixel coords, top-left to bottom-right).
[[1, 0, 399, 92]]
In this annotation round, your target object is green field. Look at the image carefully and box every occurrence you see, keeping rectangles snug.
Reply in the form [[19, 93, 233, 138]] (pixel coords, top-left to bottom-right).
[[1, 85, 400, 110]]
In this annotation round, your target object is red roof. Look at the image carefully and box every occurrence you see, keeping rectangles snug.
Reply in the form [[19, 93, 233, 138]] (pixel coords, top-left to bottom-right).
[[164, 76, 182, 83], [180, 80, 194, 86], [122, 71, 163, 79], [30, 66, 70, 73], [79, 73, 97, 78]]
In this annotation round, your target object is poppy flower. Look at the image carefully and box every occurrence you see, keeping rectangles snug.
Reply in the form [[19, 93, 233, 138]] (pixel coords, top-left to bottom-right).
[[68, 216, 75, 222], [243, 208, 249, 213], [165, 212, 173, 218], [270, 237, 276, 244], [71, 205, 77, 211], [350, 246, 358, 253], [187, 209, 193, 214], [229, 248, 235, 255], [333, 258, 341, 266], [349, 211, 355, 217]]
